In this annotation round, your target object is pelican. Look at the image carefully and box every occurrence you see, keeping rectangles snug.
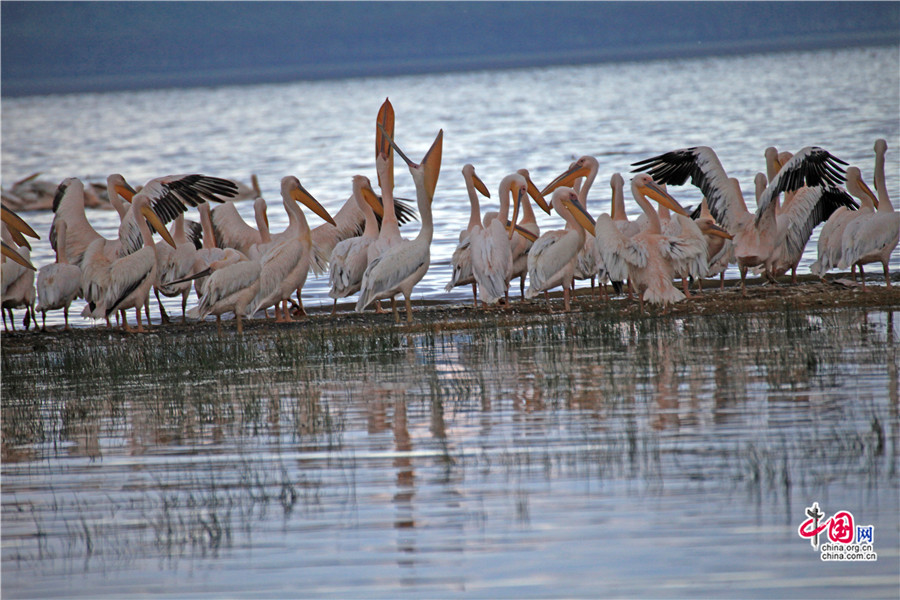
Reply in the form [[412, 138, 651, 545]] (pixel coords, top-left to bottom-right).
[[594, 174, 705, 313], [525, 187, 596, 312], [328, 175, 384, 313], [839, 139, 898, 290], [356, 128, 443, 323], [153, 213, 203, 322], [541, 155, 603, 295], [444, 164, 491, 305], [84, 194, 177, 332], [1, 205, 39, 330], [51, 173, 237, 268], [36, 220, 82, 330], [470, 173, 526, 307], [185, 249, 260, 334], [693, 198, 734, 290], [810, 166, 876, 278], [249, 176, 335, 321], [509, 169, 550, 298], [632, 146, 852, 294], [210, 196, 272, 258]]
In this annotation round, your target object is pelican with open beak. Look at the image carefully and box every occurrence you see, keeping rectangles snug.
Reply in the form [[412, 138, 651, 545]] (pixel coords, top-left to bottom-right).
[[356, 125, 442, 323]]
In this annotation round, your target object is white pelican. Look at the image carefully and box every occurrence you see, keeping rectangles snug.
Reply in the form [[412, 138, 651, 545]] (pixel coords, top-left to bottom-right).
[[594, 174, 705, 313], [693, 198, 735, 291], [509, 169, 550, 298], [541, 155, 603, 295], [250, 176, 335, 321], [470, 173, 526, 307], [525, 187, 596, 312], [1, 206, 39, 330], [810, 166, 877, 278], [36, 220, 82, 330], [153, 213, 203, 322], [444, 163, 491, 305], [84, 194, 177, 332], [328, 175, 384, 313], [839, 139, 898, 290], [184, 250, 260, 334], [632, 146, 852, 294], [356, 128, 443, 323], [52, 174, 237, 268], [210, 196, 271, 258]]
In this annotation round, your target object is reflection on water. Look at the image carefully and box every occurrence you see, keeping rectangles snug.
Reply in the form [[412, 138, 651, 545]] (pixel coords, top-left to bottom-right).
[[2, 307, 899, 598]]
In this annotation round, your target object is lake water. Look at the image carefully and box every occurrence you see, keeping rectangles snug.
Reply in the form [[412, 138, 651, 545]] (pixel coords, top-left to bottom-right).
[[2, 306, 898, 598], [1, 45, 899, 328]]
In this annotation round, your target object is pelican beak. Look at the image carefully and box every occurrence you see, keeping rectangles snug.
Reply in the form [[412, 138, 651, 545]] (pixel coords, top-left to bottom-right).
[[699, 221, 733, 240], [362, 184, 384, 217], [169, 267, 211, 286], [473, 172, 491, 198], [508, 186, 524, 239], [641, 180, 689, 216], [422, 130, 443, 200], [562, 195, 596, 237], [376, 98, 395, 191], [541, 163, 590, 196], [524, 172, 551, 214], [1, 205, 40, 243], [115, 181, 137, 202], [505, 221, 538, 243], [140, 204, 177, 248], [610, 183, 617, 220], [858, 178, 879, 209], [290, 184, 337, 226], [1, 240, 36, 270]]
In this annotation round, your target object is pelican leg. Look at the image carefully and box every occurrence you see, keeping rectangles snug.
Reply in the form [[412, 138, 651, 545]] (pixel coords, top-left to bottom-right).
[[883, 260, 892, 289], [682, 277, 692, 299], [331, 298, 338, 316], [155, 289, 170, 324], [236, 312, 244, 335], [41, 311, 46, 332], [294, 292, 307, 317], [719, 271, 725, 291], [472, 283, 478, 307], [144, 300, 152, 326], [519, 276, 525, 299], [64, 306, 70, 331], [216, 314, 222, 336], [791, 264, 798, 285], [859, 264, 867, 293], [181, 291, 189, 322], [2, 308, 8, 332], [135, 306, 148, 333], [404, 294, 414, 324], [563, 285, 571, 312], [740, 266, 748, 297], [391, 297, 399, 324]]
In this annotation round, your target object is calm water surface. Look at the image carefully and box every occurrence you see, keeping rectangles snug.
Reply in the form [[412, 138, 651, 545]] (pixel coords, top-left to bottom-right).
[[1, 46, 899, 327], [2, 307, 899, 598]]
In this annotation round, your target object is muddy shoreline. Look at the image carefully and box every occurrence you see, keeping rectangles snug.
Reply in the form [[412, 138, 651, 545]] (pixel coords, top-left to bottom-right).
[[3, 275, 898, 353]]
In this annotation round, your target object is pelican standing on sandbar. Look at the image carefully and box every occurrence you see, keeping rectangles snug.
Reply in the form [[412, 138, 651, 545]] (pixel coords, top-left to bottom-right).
[[356, 127, 443, 323], [445, 164, 491, 305]]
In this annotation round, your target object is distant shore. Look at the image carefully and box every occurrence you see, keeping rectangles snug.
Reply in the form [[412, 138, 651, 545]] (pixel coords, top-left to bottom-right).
[[3, 33, 895, 98]]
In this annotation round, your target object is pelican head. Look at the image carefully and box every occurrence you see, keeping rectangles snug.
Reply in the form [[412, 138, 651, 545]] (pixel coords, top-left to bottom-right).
[[281, 176, 337, 226], [353, 174, 384, 217], [631, 173, 688, 216], [379, 124, 443, 202], [609, 172, 624, 219], [874, 138, 887, 155], [253, 196, 270, 231], [463, 164, 491, 198], [517, 168, 551, 214], [540, 155, 598, 197], [697, 220, 733, 240], [554, 187, 596, 237], [107, 173, 137, 202], [132, 194, 177, 248], [845, 166, 878, 208]]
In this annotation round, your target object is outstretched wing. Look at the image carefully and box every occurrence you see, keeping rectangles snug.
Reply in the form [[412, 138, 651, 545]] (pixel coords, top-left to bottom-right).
[[755, 147, 848, 226]]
